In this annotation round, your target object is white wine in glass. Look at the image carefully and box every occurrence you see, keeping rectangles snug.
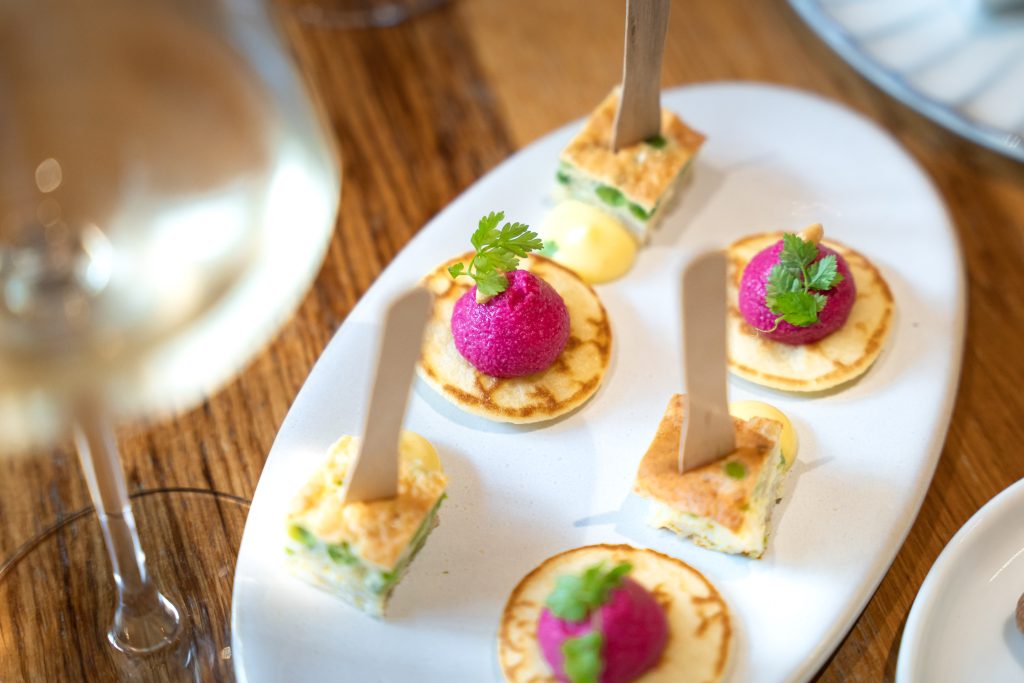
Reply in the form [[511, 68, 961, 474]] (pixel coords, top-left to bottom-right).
[[0, 0, 339, 678]]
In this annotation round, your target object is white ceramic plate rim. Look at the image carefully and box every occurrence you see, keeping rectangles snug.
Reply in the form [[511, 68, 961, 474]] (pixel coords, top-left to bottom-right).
[[896, 476, 1024, 681]]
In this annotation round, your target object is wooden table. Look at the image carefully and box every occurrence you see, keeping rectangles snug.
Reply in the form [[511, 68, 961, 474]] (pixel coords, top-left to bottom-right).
[[3, 0, 1024, 680]]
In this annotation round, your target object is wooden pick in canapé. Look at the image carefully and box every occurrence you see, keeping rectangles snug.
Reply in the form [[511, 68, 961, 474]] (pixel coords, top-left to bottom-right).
[[612, 0, 671, 151], [340, 286, 433, 504], [679, 250, 736, 473]]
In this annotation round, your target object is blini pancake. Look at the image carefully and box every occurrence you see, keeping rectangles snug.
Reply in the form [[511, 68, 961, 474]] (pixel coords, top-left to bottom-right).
[[498, 544, 732, 683], [726, 233, 894, 392], [418, 253, 611, 423]]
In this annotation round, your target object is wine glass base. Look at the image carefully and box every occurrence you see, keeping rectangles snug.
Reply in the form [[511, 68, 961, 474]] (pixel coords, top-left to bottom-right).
[[0, 489, 249, 682]]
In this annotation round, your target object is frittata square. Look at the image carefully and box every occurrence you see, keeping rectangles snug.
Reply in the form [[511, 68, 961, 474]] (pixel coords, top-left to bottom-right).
[[557, 88, 705, 241], [285, 430, 447, 616], [633, 394, 787, 559]]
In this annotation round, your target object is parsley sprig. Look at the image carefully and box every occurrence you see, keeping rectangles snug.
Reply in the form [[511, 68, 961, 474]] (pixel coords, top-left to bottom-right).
[[762, 233, 844, 330], [545, 561, 632, 622], [562, 631, 603, 683], [447, 211, 543, 301]]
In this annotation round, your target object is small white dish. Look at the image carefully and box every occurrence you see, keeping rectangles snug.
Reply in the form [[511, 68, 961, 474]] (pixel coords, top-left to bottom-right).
[[897, 478, 1024, 682], [231, 82, 965, 682]]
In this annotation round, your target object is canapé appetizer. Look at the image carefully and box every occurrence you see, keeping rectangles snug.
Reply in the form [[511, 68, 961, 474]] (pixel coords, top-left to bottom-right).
[[634, 395, 793, 559], [556, 88, 705, 242], [727, 225, 894, 391], [285, 430, 447, 617], [498, 544, 731, 683], [418, 211, 611, 423]]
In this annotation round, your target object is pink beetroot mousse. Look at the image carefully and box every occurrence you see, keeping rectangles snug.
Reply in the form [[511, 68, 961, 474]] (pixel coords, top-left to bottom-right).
[[739, 240, 856, 345], [537, 579, 668, 683], [451, 269, 570, 378]]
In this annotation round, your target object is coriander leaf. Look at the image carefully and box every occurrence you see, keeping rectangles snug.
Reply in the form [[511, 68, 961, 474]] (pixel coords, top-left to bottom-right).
[[805, 254, 841, 291], [494, 221, 544, 256], [779, 234, 804, 275], [545, 561, 632, 622], [476, 249, 517, 276], [606, 562, 632, 585], [761, 232, 844, 329], [474, 270, 509, 298], [764, 265, 801, 310], [771, 291, 822, 327], [449, 211, 543, 298], [547, 575, 587, 622], [562, 631, 603, 683], [780, 232, 818, 274], [471, 211, 504, 251]]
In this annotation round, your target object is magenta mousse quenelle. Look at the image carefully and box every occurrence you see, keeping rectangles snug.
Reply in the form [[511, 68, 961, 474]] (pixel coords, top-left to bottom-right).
[[448, 211, 570, 377], [738, 224, 855, 345], [537, 562, 668, 683]]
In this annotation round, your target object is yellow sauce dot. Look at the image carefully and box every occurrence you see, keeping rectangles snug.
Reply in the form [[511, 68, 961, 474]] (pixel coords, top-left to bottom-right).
[[399, 430, 442, 473], [538, 200, 637, 284], [729, 400, 798, 470]]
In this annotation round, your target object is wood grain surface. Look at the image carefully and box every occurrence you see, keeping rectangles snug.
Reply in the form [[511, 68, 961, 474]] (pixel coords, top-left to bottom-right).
[[2, 0, 1024, 680]]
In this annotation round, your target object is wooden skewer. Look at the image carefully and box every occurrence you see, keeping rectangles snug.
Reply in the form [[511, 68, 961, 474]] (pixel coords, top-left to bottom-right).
[[340, 286, 433, 503], [611, 0, 671, 151], [678, 250, 736, 473]]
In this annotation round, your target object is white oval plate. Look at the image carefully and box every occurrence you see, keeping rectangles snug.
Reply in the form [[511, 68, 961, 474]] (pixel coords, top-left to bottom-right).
[[897, 478, 1024, 682], [231, 83, 964, 683]]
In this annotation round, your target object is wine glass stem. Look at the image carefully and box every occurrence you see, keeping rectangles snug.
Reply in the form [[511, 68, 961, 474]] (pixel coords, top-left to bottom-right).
[[73, 408, 184, 655]]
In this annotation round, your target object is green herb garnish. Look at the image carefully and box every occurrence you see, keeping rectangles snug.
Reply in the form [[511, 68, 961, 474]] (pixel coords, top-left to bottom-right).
[[628, 203, 651, 221], [762, 232, 844, 330], [447, 211, 543, 299], [540, 240, 559, 257], [724, 461, 747, 480], [595, 185, 625, 207], [562, 631, 603, 683], [545, 561, 632, 622], [287, 524, 316, 549], [327, 542, 357, 565], [556, 170, 571, 185], [645, 134, 667, 149]]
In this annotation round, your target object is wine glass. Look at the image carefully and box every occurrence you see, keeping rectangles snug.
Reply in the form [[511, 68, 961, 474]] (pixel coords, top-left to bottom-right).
[[0, 0, 339, 678]]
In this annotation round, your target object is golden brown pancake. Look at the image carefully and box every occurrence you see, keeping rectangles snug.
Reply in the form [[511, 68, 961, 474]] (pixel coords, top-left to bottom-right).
[[634, 395, 786, 559], [498, 544, 731, 683], [726, 233, 894, 392], [418, 253, 611, 423]]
